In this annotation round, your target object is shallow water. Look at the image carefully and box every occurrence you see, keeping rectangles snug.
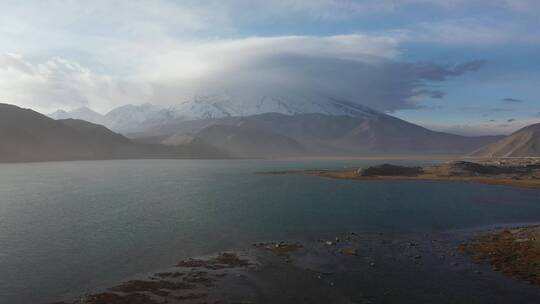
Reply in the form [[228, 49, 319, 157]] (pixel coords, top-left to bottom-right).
[[0, 159, 539, 304]]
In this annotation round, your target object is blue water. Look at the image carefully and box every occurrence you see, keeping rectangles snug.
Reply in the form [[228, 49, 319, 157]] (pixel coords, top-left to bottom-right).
[[1, 159, 540, 304]]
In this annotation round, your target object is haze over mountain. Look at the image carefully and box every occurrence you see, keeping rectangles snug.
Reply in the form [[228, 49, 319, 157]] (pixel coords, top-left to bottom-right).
[[44, 95, 510, 158], [471, 123, 540, 157], [196, 124, 306, 158], [128, 109, 503, 158], [0, 104, 225, 162], [47, 96, 506, 158], [49, 107, 104, 123]]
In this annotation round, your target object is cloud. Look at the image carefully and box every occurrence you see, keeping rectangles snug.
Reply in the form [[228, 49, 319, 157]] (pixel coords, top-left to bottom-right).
[[459, 105, 480, 111], [501, 97, 522, 103], [415, 89, 446, 99], [392, 18, 540, 47], [0, 54, 150, 112], [3, 1, 525, 117], [0, 1, 212, 40], [139, 35, 484, 113], [424, 120, 534, 136], [503, 0, 540, 12], [492, 107, 514, 112], [0, 35, 485, 114], [1, 1, 537, 61], [225, 0, 540, 19]]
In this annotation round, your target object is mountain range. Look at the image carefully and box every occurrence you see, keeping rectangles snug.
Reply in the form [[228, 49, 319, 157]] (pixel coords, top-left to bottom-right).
[[27, 93, 540, 159], [128, 112, 502, 158], [49, 104, 182, 133], [0, 104, 225, 162], [47, 95, 388, 133]]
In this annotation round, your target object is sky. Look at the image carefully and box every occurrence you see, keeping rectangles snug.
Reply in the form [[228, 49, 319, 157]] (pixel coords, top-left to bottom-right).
[[0, 0, 539, 135]]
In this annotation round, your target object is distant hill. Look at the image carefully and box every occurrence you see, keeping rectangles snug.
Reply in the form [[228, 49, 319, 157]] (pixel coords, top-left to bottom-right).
[[0, 104, 225, 162], [131, 112, 503, 157], [49, 106, 104, 124], [48, 104, 185, 133], [471, 123, 540, 157]]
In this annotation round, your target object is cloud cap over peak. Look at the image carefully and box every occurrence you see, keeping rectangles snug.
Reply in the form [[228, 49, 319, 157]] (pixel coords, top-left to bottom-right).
[[0, 1, 538, 135], [0, 34, 485, 113]]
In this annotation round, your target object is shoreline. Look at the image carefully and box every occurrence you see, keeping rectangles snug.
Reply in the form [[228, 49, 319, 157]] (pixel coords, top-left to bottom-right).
[[259, 160, 540, 189], [280, 169, 540, 189], [461, 225, 540, 287], [49, 224, 540, 304], [274, 154, 465, 161]]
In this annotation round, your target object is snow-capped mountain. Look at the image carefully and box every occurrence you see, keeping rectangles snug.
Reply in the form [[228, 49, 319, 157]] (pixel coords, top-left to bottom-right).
[[101, 103, 187, 133], [172, 92, 380, 119], [47, 93, 383, 133], [49, 104, 186, 133], [42, 94, 505, 157]]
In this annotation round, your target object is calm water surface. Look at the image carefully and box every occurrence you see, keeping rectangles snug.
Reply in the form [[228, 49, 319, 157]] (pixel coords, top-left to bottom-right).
[[1, 159, 540, 304]]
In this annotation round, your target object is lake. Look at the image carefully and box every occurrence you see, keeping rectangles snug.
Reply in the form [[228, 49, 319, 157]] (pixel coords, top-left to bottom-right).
[[1, 159, 540, 304]]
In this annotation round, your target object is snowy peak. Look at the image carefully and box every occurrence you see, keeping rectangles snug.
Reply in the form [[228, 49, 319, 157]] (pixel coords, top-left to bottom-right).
[[171, 92, 381, 120], [48, 107, 103, 124], [49, 109, 70, 120], [102, 103, 186, 133], [174, 93, 236, 119], [69, 107, 103, 122], [46, 93, 384, 133]]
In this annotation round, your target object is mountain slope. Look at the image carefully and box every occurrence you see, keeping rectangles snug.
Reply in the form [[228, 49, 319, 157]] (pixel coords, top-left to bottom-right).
[[196, 124, 305, 158], [101, 103, 185, 133], [172, 93, 382, 119], [471, 123, 540, 157], [0, 104, 225, 162], [134, 112, 503, 157]]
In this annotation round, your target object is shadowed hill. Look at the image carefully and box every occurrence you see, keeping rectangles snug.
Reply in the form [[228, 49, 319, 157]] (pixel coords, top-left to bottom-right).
[[0, 103, 225, 162], [471, 123, 540, 157]]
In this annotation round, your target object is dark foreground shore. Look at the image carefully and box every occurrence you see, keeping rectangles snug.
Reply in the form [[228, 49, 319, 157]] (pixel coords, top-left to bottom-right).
[[50, 225, 540, 304]]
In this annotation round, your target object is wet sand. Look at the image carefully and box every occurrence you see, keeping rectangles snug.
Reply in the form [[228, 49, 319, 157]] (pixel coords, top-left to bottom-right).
[[50, 226, 540, 304]]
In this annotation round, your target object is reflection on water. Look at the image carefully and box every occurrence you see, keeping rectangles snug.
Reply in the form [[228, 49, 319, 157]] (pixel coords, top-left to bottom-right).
[[0, 159, 539, 304]]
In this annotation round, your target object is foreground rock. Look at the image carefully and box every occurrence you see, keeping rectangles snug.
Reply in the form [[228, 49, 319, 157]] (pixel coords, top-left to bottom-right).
[[461, 225, 540, 286], [49, 228, 540, 304]]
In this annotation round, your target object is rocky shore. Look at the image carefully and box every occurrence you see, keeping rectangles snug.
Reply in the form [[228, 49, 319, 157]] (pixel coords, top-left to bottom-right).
[[461, 225, 540, 286], [50, 226, 540, 304], [261, 159, 540, 189]]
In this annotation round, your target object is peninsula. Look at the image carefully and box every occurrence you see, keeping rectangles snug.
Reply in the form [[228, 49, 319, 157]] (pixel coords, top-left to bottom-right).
[[261, 159, 540, 189]]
